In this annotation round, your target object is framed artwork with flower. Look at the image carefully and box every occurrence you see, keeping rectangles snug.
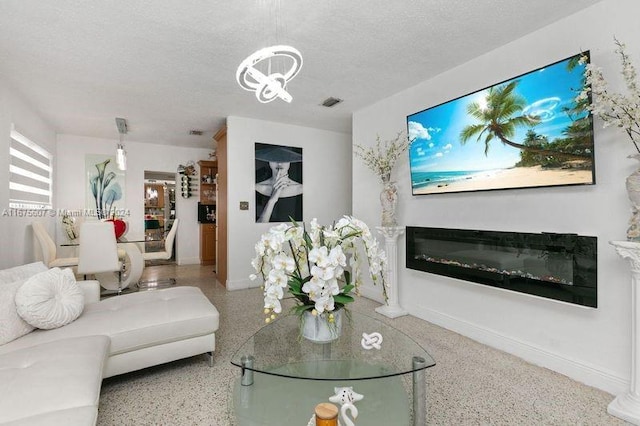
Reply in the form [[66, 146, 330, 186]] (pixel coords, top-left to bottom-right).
[[85, 155, 126, 220], [255, 143, 303, 223]]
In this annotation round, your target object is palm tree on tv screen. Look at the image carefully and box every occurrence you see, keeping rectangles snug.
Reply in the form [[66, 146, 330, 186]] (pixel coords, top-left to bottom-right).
[[460, 81, 592, 161]]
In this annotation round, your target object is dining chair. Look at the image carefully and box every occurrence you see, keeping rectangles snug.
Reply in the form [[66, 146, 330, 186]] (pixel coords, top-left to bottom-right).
[[144, 218, 163, 241], [143, 218, 179, 261], [138, 219, 179, 290], [32, 221, 79, 268], [77, 221, 123, 293]]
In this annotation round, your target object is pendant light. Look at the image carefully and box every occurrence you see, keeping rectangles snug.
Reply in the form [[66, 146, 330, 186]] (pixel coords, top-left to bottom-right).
[[236, 1, 303, 103], [236, 45, 302, 103], [115, 117, 127, 171]]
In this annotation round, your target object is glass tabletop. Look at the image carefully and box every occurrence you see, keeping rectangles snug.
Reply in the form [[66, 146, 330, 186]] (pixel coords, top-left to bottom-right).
[[61, 238, 153, 246], [230, 310, 435, 381]]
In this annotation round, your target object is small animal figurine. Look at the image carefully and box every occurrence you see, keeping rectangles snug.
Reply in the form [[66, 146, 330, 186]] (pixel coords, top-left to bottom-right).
[[329, 386, 364, 405], [339, 404, 358, 426], [329, 387, 363, 426]]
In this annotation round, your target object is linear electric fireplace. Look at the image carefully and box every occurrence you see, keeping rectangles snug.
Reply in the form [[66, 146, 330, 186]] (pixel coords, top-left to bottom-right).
[[406, 227, 597, 308]]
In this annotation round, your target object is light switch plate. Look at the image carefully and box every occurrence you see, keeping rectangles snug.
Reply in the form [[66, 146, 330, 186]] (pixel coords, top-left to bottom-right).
[[239, 201, 249, 210]]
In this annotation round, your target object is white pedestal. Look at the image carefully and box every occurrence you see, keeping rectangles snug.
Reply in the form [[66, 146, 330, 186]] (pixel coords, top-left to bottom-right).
[[609, 240, 640, 425], [375, 226, 408, 319]]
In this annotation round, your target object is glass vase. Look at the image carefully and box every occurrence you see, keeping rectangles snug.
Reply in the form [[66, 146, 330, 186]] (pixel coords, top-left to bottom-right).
[[61, 215, 79, 242], [301, 309, 342, 343], [380, 180, 398, 227]]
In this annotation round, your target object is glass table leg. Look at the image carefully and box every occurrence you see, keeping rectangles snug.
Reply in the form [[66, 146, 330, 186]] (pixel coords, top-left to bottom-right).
[[241, 355, 255, 386]]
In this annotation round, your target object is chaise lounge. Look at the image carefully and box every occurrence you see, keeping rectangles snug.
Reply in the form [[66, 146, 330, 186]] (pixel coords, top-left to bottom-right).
[[0, 262, 219, 426]]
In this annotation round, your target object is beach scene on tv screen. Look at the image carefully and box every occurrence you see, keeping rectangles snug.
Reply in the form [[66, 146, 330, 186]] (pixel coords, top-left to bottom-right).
[[407, 53, 594, 195]]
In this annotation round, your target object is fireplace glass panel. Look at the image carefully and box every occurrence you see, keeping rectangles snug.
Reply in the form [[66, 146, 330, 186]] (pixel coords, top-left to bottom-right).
[[406, 227, 597, 308]]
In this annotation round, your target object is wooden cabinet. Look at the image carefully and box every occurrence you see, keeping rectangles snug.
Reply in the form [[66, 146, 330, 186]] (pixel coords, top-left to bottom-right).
[[213, 127, 227, 285], [200, 184, 216, 204], [198, 160, 217, 204], [200, 223, 216, 265], [198, 160, 218, 266]]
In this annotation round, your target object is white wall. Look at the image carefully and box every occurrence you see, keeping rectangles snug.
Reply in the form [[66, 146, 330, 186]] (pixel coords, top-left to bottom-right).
[[56, 134, 210, 265], [0, 79, 57, 269], [225, 116, 352, 290], [353, 0, 638, 395]]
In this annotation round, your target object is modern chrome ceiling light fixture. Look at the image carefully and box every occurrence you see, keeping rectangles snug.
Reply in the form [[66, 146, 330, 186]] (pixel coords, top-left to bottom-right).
[[236, 45, 303, 103], [236, 1, 303, 103], [115, 117, 127, 171]]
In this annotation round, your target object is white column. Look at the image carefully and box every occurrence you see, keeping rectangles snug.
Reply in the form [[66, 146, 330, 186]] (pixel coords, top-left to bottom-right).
[[609, 240, 640, 425], [375, 226, 408, 318]]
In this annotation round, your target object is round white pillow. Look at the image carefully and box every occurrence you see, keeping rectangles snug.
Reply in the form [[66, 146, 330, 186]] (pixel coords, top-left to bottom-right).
[[15, 268, 84, 329]]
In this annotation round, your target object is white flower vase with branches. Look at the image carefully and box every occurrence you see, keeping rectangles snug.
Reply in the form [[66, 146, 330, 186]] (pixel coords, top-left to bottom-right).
[[579, 38, 640, 240], [354, 132, 412, 227], [380, 180, 399, 227], [627, 155, 640, 240]]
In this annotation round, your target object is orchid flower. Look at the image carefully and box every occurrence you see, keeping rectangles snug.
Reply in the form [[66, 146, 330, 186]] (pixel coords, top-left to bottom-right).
[[251, 216, 388, 323]]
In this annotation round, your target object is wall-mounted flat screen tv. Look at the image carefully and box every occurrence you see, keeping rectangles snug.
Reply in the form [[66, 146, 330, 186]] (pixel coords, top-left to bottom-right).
[[407, 52, 595, 196]]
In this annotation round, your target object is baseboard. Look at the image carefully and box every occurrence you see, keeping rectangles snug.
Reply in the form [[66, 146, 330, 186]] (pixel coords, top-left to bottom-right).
[[176, 257, 200, 266], [227, 278, 260, 291], [358, 284, 385, 304], [223, 277, 626, 394], [406, 302, 627, 396]]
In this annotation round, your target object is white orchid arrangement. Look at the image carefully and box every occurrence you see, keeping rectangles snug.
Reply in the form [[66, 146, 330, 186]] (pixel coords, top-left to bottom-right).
[[354, 131, 413, 183], [250, 216, 387, 323], [577, 38, 640, 154]]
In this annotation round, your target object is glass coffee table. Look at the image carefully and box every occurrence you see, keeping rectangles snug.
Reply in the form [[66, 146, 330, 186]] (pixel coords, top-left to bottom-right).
[[230, 311, 435, 425]]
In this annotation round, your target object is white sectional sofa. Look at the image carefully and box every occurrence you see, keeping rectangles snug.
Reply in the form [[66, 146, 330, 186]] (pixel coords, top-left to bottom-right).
[[0, 262, 220, 426]]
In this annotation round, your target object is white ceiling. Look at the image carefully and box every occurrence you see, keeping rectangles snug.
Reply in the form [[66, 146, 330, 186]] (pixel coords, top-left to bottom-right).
[[0, 0, 603, 149]]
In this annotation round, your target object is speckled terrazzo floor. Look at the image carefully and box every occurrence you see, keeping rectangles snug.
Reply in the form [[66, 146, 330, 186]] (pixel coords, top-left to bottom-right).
[[96, 264, 627, 425]]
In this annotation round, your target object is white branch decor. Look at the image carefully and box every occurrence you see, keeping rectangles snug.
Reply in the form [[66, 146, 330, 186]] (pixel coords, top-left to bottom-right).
[[354, 131, 412, 184], [578, 38, 640, 153]]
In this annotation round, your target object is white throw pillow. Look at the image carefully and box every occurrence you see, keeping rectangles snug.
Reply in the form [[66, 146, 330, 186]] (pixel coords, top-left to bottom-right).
[[0, 278, 35, 345], [0, 262, 47, 286], [15, 268, 84, 330]]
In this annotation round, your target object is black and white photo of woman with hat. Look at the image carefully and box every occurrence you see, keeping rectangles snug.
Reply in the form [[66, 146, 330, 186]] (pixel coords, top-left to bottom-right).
[[255, 143, 303, 223]]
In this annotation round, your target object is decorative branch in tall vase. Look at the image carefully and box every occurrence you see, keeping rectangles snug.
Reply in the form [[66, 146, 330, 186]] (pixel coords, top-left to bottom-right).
[[578, 38, 640, 240], [354, 131, 413, 227], [354, 131, 412, 318]]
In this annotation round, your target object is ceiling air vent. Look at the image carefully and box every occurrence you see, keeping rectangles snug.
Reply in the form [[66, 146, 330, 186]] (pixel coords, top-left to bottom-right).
[[189, 130, 204, 136], [321, 97, 343, 108]]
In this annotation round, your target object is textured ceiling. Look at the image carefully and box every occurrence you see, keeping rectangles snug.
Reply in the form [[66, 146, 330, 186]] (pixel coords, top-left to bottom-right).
[[0, 0, 603, 148]]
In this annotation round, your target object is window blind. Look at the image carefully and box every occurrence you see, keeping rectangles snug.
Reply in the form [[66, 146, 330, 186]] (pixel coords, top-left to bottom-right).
[[9, 127, 52, 210]]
